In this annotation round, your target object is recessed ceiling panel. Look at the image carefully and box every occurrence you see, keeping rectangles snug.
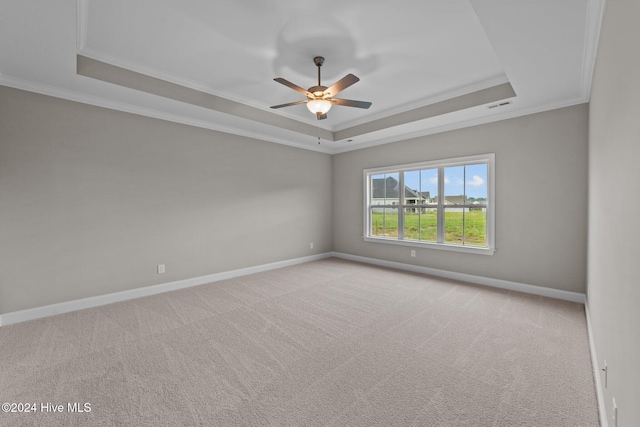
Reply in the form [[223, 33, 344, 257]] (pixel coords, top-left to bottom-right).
[[82, 0, 507, 128], [0, 0, 600, 153]]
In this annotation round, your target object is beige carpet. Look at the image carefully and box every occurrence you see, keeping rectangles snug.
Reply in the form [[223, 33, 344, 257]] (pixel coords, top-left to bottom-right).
[[0, 258, 599, 426]]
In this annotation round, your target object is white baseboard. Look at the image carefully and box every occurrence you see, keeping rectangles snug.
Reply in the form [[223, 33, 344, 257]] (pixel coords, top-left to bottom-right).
[[331, 252, 587, 304], [0, 253, 332, 327], [0, 251, 586, 327], [585, 298, 608, 427]]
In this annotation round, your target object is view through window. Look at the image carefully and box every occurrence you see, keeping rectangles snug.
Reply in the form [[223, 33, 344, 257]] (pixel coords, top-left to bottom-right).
[[365, 154, 495, 254]]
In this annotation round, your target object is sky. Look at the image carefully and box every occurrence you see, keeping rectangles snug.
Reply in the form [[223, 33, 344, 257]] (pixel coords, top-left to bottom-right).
[[403, 163, 488, 199]]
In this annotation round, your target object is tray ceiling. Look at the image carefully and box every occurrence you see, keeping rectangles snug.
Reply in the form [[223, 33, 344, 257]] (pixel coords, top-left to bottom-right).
[[0, 0, 603, 153]]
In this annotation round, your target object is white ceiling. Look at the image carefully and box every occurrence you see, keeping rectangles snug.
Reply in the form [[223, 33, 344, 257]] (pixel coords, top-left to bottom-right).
[[0, 0, 604, 154]]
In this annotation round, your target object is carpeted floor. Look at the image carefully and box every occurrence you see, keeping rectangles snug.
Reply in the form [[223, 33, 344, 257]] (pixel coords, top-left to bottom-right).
[[0, 258, 599, 426]]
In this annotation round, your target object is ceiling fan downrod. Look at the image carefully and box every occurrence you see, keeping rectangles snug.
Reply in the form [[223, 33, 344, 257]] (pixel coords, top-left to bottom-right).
[[314, 56, 324, 87]]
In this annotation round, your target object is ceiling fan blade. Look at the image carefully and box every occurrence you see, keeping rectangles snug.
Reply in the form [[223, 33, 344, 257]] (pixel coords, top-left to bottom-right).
[[331, 98, 372, 109], [270, 100, 307, 109], [274, 78, 313, 97], [324, 74, 359, 97], [316, 112, 327, 120]]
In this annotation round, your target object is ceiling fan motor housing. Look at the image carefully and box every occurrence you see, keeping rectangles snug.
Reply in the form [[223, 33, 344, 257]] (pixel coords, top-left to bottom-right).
[[308, 86, 328, 97]]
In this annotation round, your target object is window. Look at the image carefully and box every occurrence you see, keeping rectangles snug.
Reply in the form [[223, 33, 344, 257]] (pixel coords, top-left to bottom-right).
[[364, 154, 495, 255]]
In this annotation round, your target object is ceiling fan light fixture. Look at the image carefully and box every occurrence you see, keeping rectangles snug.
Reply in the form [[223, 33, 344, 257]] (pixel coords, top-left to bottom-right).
[[271, 56, 370, 120], [306, 98, 332, 115]]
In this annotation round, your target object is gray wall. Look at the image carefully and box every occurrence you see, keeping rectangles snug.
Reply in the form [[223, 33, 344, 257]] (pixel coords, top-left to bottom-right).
[[0, 86, 332, 314], [588, 0, 640, 424], [333, 104, 588, 293]]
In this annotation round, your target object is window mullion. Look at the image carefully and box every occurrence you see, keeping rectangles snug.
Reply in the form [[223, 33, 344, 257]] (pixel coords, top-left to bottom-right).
[[366, 175, 371, 237], [398, 172, 405, 239], [437, 167, 444, 243], [462, 166, 466, 246]]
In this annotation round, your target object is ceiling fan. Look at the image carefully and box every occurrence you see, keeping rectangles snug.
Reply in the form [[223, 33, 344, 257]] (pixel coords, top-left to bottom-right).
[[270, 56, 372, 120]]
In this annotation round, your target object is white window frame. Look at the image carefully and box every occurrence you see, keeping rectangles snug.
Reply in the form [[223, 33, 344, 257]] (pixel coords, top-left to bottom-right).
[[363, 153, 495, 255]]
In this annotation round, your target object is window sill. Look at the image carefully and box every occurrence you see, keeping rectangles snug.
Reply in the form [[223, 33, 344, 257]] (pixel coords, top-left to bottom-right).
[[363, 236, 496, 255]]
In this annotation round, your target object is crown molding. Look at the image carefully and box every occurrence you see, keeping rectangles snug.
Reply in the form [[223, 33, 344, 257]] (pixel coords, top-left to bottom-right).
[[76, 54, 334, 141], [331, 95, 588, 154], [333, 73, 510, 132], [580, 0, 607, 100], [79, 47, 515, 138], [1, 71, 587, 156], [78, 47, 292, 121], [335, 82, 516, 141], [76, 54, 522, 152], [76, 5, 274, 114], [1, 70, 588, 156], [0, 74, 333, 154], [76, 0, 89, 52]]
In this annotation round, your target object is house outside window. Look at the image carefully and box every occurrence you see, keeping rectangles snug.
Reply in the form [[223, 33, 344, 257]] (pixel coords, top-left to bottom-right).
[[364, 154, 495, 255]]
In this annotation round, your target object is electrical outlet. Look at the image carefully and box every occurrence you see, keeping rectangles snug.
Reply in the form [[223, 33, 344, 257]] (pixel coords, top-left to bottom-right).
[[410, 250, 416, 257], [612, 398, 617, 427], [157, 264, 165, 274], [310, 242, 314, 249]]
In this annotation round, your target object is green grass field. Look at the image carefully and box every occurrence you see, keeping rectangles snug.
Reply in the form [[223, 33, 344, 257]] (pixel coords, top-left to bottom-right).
[[371, 210, 486, 246]]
